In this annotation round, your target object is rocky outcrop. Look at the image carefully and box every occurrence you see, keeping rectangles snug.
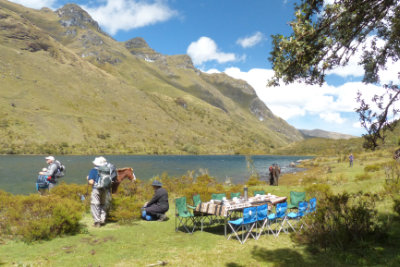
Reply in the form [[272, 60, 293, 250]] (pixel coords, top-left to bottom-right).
[[125, 37, 164, 61], [56, 4, 101, 32]]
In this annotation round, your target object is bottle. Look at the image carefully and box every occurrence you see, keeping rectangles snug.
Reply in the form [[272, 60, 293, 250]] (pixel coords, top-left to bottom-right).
[[244, 186, 248, 201]]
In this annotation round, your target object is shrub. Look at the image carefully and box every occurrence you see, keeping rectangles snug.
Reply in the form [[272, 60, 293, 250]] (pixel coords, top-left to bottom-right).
[[355, 172, 372, 181], [246, 174, 265, 186], [51, 183, 90, 210], [305, 183, 332, 202], [0, 192, 84, 242], [294, 192, 387, 250], [364, 164, 380, 172], [108, 196, 143, 224], [393, 197, 400, 216]]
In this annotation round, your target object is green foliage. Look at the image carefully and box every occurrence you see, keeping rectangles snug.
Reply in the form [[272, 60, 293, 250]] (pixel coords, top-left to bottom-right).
[[269, 0, 399, 86], [364, 164, 380, 172], [355, 172, 372, 181], [108, 196, 142, 224], [295, 192, 387, 250], [268, 0, 400, 150], [50, 182, 90, 209], [0, 192, 84, 242], [246, 175, 265, 186], [393, 197, 400, 217], [304, 183, 332, 202]]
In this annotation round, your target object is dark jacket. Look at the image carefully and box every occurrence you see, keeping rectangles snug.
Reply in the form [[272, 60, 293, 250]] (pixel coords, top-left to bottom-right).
[[145, 187, 169, 214]]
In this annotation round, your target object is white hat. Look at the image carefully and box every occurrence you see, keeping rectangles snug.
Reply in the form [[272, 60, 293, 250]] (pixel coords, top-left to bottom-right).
[[42, 168, 48, 172], [45, 156, 55, 161], [92, 156, 107, 166]]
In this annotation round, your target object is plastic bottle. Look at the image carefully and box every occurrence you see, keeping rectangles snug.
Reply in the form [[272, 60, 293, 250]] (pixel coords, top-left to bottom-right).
[[244, 186, 248, 201]]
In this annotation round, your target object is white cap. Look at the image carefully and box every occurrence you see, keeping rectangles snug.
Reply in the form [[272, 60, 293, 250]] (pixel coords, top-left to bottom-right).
[[45, 156, 55, 161], [92, 156, 107, 166]]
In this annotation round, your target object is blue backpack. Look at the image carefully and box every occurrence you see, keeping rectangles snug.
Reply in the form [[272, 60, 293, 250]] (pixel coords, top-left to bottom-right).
[[36, 174, 50, 189]]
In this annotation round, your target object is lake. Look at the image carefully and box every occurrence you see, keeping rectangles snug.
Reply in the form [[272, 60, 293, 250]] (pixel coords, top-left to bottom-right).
[[0, 155, 311, 195]]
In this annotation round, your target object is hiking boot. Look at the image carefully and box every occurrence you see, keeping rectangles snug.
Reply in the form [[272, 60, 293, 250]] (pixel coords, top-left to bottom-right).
[[93, 222, 101, 228], [158, 214, 167, 221]]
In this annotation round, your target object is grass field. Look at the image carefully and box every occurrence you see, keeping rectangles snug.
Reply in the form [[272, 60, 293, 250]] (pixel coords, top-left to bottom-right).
[[1, 150, 400, 266]]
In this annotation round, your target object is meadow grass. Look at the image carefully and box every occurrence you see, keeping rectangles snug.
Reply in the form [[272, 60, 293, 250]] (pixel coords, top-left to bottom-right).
[[1, 151, 400, 266]]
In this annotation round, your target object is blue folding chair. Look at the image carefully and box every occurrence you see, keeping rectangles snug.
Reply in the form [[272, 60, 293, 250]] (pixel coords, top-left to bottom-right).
[[255, 204, 274, 239], [227, 206, 257, 244], [307, 197, 317, 214], [273, 202, 288, 236], [285, 201, 308, 232]]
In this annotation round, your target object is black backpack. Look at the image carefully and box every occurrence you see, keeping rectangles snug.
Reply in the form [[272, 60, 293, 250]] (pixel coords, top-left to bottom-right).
[[55, 160, 66, 178]]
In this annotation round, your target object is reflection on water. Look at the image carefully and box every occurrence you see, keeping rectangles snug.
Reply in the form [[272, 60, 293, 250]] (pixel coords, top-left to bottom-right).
[[0, 155, 311, 195]]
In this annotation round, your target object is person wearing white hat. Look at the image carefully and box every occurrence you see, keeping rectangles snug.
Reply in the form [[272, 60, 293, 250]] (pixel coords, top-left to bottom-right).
[[39, 155, 61, 190], [87, 156, 112, 227]]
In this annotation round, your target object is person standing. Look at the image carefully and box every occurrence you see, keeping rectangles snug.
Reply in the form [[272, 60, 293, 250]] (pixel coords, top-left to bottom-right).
[[87, 156, 112, 227], [349, 153, 354, 167], [272, 163, 281, 186], [38, 156, 61, 191], [268, 165, 274, 185], [142, 180, 169, 221]]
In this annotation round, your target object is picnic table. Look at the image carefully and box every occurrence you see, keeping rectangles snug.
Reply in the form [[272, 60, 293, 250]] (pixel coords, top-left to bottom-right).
[[195, 194, 287, 236]]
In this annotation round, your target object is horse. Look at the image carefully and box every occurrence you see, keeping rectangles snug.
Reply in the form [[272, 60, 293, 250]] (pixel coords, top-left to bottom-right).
[[112, 167, 136, 194]]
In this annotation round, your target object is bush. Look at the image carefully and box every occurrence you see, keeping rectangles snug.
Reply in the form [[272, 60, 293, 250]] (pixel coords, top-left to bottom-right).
[[0, 192, 84, 242], [294, 192, 387, 250], [364, 164, 380, 172], [355, 172, 372, 181], [393, 197, 400, 216], [305, 183, 332, 202], [108, 196, 143, 224], [246, 174, 265, 186], [51, 182, 90, 210]]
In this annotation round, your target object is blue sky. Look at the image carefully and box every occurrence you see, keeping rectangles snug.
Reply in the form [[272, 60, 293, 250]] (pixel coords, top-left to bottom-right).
[[9, 0, 400, 136]]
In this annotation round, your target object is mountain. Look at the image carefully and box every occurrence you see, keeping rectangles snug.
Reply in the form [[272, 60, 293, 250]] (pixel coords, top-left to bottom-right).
[[0, 1, 304, 155], [299, 129, 356, 140]]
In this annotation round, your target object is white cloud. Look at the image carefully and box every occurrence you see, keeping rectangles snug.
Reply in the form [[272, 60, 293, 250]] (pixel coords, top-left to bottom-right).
[[187, 37, 237, 65], [83, 0, 178, 35], [236, 32, 265, 48], [353, 122, 362, 129], [221, 67, 386, 129], [326, 36, 400, 85], [8, 0, 56, 9], [319, 112, 346, 124]]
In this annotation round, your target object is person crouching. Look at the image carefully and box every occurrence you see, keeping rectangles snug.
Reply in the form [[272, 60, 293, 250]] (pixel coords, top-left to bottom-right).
[[142, 180, 169, 221]]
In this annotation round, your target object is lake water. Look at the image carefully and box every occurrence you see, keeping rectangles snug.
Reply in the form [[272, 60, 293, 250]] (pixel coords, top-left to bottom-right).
[[0, 155, 311, 195]]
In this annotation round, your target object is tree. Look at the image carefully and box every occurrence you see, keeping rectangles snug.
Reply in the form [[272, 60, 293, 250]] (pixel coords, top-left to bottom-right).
[[269, 0, 400, 149]]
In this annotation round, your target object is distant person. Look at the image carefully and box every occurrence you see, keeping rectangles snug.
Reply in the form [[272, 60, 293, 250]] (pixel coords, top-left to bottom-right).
[[142, 180, 169, 221], [269, 164, 281, 186], [349, 153, 354, 167], [268, 165, 274, 185], [38, 156, 64, 190], [272, 163, 281, 186], [87, 156, 113, 227]]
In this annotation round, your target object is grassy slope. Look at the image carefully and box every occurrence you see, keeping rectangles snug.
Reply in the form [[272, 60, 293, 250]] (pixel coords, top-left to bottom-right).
[[1, 149, 400, 266], [0, 1, 303, 155]]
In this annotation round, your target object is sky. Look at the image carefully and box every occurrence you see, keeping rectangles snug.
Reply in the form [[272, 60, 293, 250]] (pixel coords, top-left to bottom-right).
[[8, 0, 400, 136]]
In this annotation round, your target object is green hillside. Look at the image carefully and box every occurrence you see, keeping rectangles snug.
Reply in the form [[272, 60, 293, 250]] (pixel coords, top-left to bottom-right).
[[0, 0, 303, 155]]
